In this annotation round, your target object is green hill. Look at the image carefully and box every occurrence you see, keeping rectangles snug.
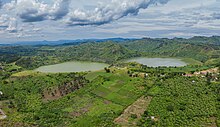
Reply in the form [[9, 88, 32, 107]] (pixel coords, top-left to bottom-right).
[[54, 41, 139, 63], [0, 36, 219, 69], [0, 36, 220, 127]]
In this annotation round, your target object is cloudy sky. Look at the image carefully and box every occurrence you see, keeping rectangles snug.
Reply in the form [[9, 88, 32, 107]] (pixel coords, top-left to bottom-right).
[[0, 0, 220, 43]]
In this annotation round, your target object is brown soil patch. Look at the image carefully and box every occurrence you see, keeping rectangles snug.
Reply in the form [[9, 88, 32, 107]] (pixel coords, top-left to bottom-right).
[[70, 103, 92, 117], [104, 100, 112, 105], [70, 108, 89, 117], [43, 87, 62, 101], [206, 117, 217, 127], [43, 78, 88, 101], [114, 96, 152, 127], [0, 121, 38, 127]]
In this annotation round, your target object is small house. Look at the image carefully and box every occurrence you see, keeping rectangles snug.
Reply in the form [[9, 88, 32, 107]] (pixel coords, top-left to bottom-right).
[[151, 116, 155, 120]]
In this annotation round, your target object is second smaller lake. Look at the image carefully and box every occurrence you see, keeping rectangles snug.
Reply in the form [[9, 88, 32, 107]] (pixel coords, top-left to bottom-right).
[[125, 57, 187, 67], [35, 61, 109, 73]]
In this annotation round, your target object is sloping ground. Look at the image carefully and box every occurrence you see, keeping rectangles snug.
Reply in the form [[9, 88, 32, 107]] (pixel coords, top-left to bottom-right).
[[0, 69, 148, 127], [54, 42, 138, 64], [114, 96, 152, 126], [145, 77, 219, 127], [43, 78, 89, 101]]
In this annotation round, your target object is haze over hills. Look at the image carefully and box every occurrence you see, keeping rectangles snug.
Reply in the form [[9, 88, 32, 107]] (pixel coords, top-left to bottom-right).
[[1, 36, 220, 69], [1, 36, 220, 46], [0, 38, 139, 46]]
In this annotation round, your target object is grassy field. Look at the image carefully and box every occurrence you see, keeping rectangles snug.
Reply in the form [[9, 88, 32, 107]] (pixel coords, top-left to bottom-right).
[[181, 58, 203, 65], [11, 71, 43, 77]]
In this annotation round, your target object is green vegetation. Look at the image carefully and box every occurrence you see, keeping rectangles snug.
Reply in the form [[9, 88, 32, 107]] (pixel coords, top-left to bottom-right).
[[0, 36, 220, 126], [0, 69, 148, 126], [139, 76, 219, 127], [181, 58, 203, 65], [0, 36, 220, 69], [0, 63, 22, 80], [123, 38, 220, 63]]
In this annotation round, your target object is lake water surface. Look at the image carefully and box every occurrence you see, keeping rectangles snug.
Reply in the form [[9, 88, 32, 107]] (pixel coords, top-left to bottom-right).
[[36, 58, 187, 73], [125, 57, 187, 67], [35, 61, 109, 73]]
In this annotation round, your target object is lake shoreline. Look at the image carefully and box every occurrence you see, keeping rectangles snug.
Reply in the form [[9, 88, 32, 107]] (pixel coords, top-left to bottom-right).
[[35, 61, 109, 73], [124, 57, 188, 67], [34, 57, 201, 73]]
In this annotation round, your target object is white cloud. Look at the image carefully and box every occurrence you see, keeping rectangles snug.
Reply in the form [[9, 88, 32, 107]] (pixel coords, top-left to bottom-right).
[[49, 0, 70, 20], [6, 17, 17, 33], [2, 0, 16, 10], [66, 0, 170, 26], [3, 0, 70, 22], [95, 21, 174, 34], [0, 0, 170, 26], [0, 14, 9, 28], [164, 32, 201, 38], [0, 0, 220, 43]]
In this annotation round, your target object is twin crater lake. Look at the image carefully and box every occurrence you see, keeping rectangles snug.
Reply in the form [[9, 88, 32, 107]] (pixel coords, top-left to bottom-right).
[[125, 57, 187, 67], [35, 58, 188, 73]]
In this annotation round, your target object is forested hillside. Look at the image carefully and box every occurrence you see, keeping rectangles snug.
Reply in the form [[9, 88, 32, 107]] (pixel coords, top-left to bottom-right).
[[123, 37, 220, 62], [0, 36, 220, 127], [54, 42, 139, 63], [0, 36, 219, 69]]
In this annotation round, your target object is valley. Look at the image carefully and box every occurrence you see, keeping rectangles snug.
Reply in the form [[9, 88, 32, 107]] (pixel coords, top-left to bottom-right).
[[1, 0, 220, 126], [0, 36, 220, 127]]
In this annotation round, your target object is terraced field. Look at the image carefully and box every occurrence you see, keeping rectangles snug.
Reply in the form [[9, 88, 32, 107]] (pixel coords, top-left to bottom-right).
[[69, 70, 148, 126], [0, 61, 219, 127]]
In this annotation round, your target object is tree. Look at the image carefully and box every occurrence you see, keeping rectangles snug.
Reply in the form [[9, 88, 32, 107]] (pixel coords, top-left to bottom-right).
[[104, 67, 110, 73], [167, 105, 174, 112]]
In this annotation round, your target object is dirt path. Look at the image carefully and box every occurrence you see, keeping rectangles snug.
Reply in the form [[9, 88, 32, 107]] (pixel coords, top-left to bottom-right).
[[114, 96, 152, 127], [0, 109, 7, 120]]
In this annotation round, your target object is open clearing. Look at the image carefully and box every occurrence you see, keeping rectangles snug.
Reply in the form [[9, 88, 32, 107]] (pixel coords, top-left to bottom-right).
[[114, 96, 152, 126]]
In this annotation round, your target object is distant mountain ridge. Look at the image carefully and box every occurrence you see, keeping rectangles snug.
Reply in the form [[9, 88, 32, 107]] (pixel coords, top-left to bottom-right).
[[1, 36, 220, 46], [0, 38, 139, 46], [1, 36, 220, 69]]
